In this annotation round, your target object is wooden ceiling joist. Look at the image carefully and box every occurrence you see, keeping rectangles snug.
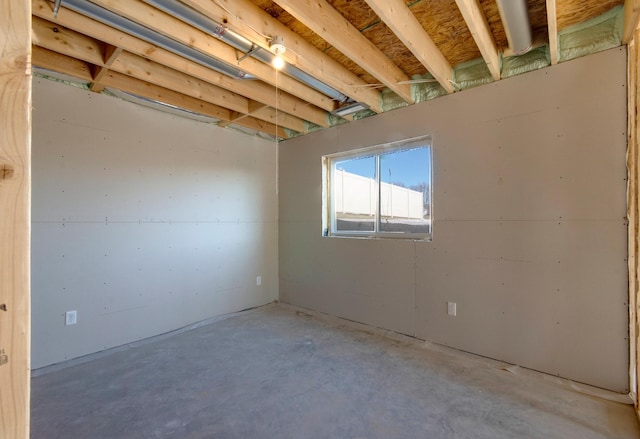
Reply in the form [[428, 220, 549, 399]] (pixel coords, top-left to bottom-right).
[[273, 0, 414, 104], [624, 0, 640, 44], [31, 47, 287, 138], [32, 0, 331, 128], [32, 46, 93, 81], [31, 16, 308, 133], [99, 72, 288, 138], [179, 0, 384, 113], [110, 52, 306, 132], [83, 0, 334, 114], [364, 0, 455, 94], [546, 0, 559, 64], [454, 0, 501, 80]]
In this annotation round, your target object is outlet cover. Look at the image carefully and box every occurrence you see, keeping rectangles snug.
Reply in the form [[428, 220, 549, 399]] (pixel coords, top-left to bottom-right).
[[447, 302, 457, 317], [65, 310, 77, 326], [256, 275, 262, 286]]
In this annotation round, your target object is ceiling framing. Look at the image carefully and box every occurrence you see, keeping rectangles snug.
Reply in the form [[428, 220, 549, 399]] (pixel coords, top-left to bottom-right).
[[31, 0, 638, 139]]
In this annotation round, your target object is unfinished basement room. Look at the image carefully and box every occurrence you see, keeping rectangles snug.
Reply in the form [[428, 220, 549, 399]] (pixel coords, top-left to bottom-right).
[[4, 0, 640, 437]]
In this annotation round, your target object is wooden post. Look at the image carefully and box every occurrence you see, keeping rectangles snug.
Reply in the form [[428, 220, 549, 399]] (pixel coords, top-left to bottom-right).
[[629, 28, 640, 421], [0, 0, 32, 438]]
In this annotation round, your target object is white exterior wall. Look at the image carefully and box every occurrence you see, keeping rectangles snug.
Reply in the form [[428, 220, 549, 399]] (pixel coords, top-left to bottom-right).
[[335, 170, 424, 219]]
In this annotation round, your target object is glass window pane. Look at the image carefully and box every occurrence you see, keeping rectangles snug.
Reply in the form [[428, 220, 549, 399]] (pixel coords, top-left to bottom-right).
[[333, 155, 376, 232], [379, 147, 431, 234]]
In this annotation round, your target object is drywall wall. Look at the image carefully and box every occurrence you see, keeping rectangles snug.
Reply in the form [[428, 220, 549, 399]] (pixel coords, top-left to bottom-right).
[[279, 47, 629, 392], [31, 78, 278, 369]]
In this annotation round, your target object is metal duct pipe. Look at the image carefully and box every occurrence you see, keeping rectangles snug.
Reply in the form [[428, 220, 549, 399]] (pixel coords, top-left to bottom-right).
[[495, 0, 532, 56], [145, 0, 351, 103], [60, 0, 253, 79]]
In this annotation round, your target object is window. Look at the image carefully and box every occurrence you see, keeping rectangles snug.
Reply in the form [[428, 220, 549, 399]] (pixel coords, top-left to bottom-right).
[[323, 136, 432, 240]]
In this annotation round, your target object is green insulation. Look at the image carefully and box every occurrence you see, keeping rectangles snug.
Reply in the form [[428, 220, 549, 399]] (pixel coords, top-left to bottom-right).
[[380, 88, 409, 112], [502, 46, 550, 78], [411, 74, 448, 103], [558, 5, 623, 62], [452, 58, 493, 90]]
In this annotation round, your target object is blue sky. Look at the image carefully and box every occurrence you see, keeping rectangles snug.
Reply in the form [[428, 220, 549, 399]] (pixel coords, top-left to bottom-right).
[[336, 147, 431, 188]]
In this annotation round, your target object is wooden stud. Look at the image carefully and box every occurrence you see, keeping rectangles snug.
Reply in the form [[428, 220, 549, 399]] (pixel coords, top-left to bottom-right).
[[624, 0, 640, 44], [629, 29, 640, 416], [0, 0, 31, 438], [180, 0, 384, 113], [546, 0, 559, 65], [31, 0, 331, 126], [454, 0, 501, 80], [364, 0, 455, 94], [274, 0, 413, 104]]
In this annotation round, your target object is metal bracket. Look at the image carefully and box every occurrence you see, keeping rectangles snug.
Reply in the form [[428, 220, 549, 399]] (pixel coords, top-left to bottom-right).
[[53, 0, 63, 18], [237, 43, 261, 65]]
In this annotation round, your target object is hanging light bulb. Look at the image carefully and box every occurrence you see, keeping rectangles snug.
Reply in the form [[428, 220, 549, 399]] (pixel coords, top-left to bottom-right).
[[272, 54, 285, 70], [269, 36, 286, 70]]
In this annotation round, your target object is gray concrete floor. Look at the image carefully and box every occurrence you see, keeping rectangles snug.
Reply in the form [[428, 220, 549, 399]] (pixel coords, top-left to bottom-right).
[[31, 303, 640, 438]]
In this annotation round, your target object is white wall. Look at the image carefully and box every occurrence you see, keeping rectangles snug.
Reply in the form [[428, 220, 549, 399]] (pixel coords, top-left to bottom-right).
[[31, 79, 278, 368], [279, 48, 629, 392]]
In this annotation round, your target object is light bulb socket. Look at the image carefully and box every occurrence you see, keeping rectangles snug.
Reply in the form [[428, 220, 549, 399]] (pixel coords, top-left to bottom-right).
[[270, 36, 286, 56]]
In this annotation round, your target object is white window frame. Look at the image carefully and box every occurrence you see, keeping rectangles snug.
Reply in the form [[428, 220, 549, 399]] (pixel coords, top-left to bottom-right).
[[322, 135, 432, 240]]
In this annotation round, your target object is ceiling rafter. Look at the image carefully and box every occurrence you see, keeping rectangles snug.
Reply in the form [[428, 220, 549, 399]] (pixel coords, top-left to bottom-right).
[[31, 16, 308, 133], [454, 0, 500, 80], [32, 0, 329, 128], [546, 0, 559, 64], [32, 46, 288, 138], [273, 0, 413, 104], [624, 0, 640, 43], [363, 0, 455, 94], [178, 0, 384, 113], [75, 0, 334, 116]]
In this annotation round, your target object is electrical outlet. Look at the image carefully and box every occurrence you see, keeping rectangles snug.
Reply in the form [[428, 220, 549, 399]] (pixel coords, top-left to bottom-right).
[[447, 302, 457, 317], [65, 310, 77, 326], [256, 275, 262, 286]]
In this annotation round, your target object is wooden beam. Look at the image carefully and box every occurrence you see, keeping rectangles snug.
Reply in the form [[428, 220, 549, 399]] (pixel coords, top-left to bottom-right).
[[32, 0, 331, 126], [31, 19, 307, 132], [546, 0, 559, 65], [273, 0, 413, 104], [364, 0, 455, 94], [0, 0, 31, 437], [454, 0, 500, 80], [32, 46, 93, 81], [31, 48, 289, 138], [31, 48, 288, 137], [99, 72, 288, 137], [179, 0, 384, 113], [91, 45, 123, 92], [628, 30, 640, 412], [624, 0, 640, 44], [32, 16, 104, 64], [110, 52, 305, 132], [78, 0, 334, 114]]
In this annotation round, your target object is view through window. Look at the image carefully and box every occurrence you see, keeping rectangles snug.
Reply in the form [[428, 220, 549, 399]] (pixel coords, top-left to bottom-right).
[[324, 136, 432, 239]]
